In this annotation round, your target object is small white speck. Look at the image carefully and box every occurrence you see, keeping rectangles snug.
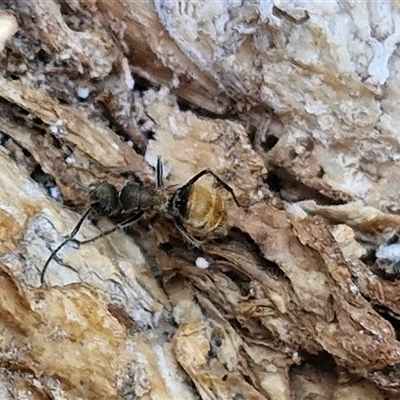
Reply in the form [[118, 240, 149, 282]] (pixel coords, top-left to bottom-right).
[[349, 282, 359, 294], [172, 74, 180, 88], [77, 87, 90, 99], [126, 140, 133, 147], [122, 58, 135, 90], [49, 186, 62, 200], [49, 119, 66, 135], [111, 143, 119, 150], [292, 352, 300, 363], [124, 72, 135, 90], [266, 364, 277, 373], [153, 310, 163, 327], [195, 257, 210, 269], [286, 203, 308, 219], [376, 243, 400, 263], [145, 150, 158, 169], [141, 120, 154, 132], [169, 116, 185, 138], [65, 155, 75, 164]]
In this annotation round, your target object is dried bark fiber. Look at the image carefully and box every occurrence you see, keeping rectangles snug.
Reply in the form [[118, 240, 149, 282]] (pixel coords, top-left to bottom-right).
[[0, 1, 399, 399]]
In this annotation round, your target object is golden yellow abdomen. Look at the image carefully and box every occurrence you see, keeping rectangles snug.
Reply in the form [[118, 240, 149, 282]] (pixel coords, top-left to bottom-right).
[[185, 185, 227, 232]]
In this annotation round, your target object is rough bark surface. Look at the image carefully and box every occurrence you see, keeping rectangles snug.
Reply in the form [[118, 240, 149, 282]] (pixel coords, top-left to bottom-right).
[[1, 1, 400, 400]]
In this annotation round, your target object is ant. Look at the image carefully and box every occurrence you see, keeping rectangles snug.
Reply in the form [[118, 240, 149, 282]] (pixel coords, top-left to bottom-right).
[[40, 157, 241, 285]]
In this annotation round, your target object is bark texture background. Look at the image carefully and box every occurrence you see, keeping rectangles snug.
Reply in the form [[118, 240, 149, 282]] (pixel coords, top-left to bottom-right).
[[1, 1, 400, 399]]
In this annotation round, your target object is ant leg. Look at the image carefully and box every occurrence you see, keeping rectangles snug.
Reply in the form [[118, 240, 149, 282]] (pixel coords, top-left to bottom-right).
[[41, 206, 93, 286], [156, 156, 163, 189], [77, 211, 144, 245], [173, 217, 203, 249], [179, 169, 241, 207]]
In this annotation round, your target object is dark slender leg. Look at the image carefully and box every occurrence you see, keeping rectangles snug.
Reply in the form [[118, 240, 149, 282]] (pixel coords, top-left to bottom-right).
[[173, 217, 203, 249], [156, 156, 163, 189], [77, 210, 144, 245], [41, 206, 93, 286], [177, 169, 241, 207], [41, 209, 145, 286]]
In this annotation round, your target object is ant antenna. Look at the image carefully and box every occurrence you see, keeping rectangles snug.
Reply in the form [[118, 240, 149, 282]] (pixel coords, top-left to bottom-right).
[[156, 156, 163, 188], [40, 206, 92, 285]]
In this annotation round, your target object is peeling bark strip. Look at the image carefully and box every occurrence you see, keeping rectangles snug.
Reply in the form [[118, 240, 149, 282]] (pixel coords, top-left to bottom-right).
[[0, 1, 400, 399]]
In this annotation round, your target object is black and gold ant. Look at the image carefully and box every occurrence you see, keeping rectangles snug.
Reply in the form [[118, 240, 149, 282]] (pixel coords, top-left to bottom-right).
[[41, 157, 240, 285]]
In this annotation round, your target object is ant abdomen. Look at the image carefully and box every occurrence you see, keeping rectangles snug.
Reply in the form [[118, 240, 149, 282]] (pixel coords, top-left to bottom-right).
[[185, 185, 227, 232]]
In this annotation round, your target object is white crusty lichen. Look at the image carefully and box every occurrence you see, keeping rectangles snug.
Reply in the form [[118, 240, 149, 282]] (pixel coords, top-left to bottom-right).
[[0, 12, 18, 52]]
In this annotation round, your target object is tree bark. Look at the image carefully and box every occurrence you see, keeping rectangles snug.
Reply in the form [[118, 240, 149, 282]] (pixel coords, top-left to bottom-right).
[[0, 1, 399, 399]]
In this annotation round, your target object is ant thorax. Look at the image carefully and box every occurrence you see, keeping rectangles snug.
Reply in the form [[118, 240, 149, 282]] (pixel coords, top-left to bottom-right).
[[148, 190, 170, 213]]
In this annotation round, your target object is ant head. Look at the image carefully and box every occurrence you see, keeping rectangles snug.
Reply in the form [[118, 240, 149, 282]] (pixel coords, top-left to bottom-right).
[[90, 182, 120, 216]]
